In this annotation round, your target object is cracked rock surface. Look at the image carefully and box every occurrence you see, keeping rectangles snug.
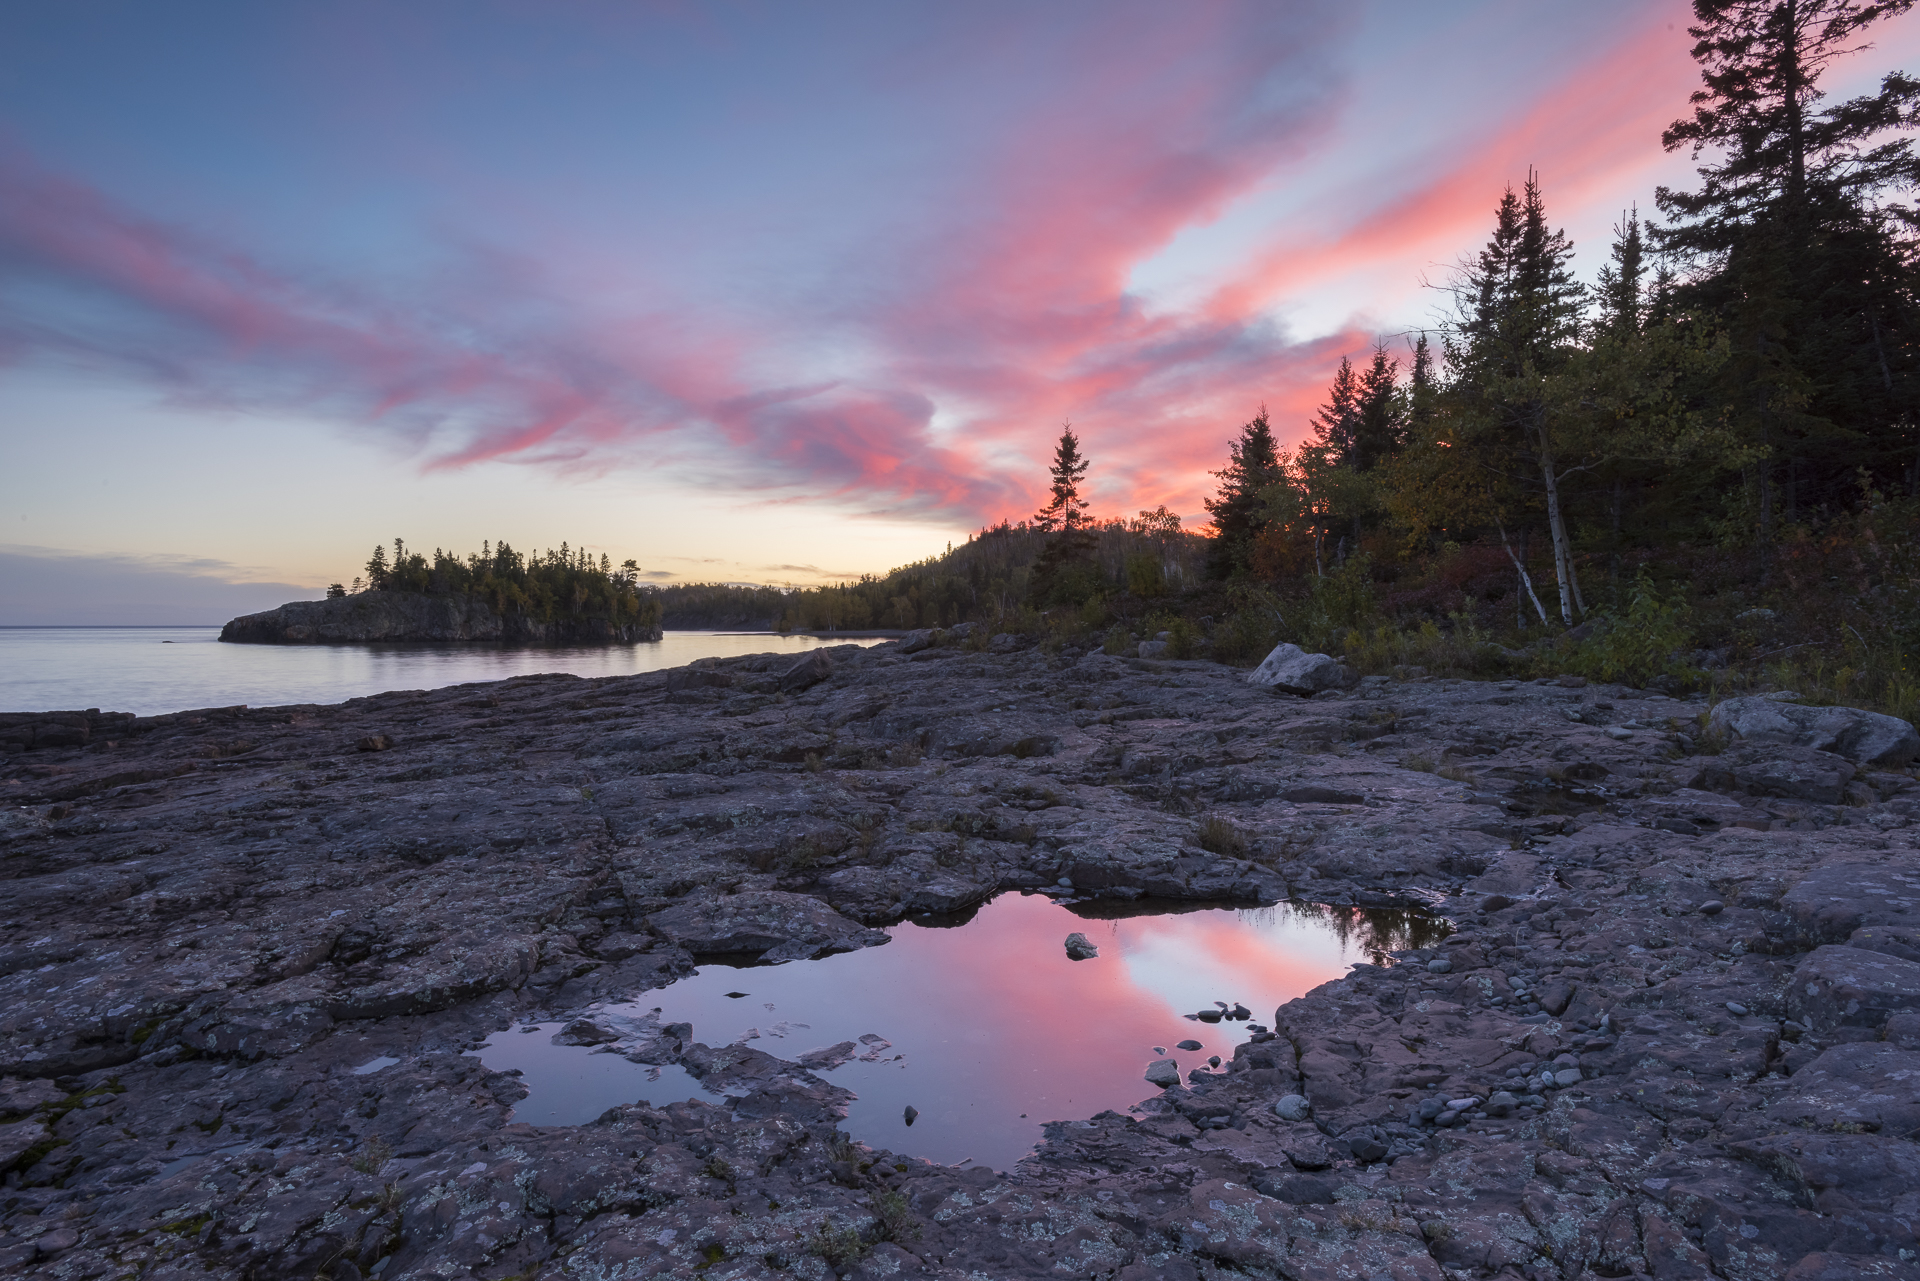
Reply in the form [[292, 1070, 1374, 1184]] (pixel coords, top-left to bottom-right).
[[5, 641, 1920, 1279]]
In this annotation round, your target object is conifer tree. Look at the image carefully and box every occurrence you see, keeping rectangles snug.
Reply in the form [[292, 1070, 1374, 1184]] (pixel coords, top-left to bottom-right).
[[1032, 424, 1092, 533], [1204, 408, 1285, 579]]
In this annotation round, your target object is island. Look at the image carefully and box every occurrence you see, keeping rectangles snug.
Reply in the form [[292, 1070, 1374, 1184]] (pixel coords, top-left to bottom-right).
[[219, 538, 663, 644]]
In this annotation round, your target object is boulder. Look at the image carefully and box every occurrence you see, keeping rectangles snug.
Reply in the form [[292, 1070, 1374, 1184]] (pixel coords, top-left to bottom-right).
[[1709, 696, 1920, 766], [1245, 644, 1356, 696], [1789, 945, 1920, 1033], [899, 629, 936, 654], [1785, 864, 1920, 945], [1144, 1058, 1181, 1088], [647, 891, 886, 961], [778, 649, 834, 693]]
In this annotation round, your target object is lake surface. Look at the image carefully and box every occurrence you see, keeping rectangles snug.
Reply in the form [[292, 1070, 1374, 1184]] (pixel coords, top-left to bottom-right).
[[0, 627, 881, 717], [467, 893, 1446, 1170]]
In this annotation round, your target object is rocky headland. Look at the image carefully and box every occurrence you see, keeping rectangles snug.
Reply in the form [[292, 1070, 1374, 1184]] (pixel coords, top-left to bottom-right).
[[219, 592, 663, 646], [4, 632, 1920, 1280]]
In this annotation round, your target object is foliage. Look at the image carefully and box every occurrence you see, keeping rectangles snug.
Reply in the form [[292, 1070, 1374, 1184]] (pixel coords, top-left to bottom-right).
[[352, 537, 659, 630]]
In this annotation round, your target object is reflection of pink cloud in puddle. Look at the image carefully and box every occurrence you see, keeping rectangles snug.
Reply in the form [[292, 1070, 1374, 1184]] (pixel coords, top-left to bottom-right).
[[578, 893, 1410, 1169]]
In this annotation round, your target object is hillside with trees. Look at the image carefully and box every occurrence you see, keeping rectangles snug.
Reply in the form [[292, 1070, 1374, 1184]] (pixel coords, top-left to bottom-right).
[[677, 2, 1920, 720]]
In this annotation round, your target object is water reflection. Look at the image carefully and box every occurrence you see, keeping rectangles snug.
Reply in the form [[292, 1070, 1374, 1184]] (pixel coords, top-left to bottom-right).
[[0, 627, 882, 716], [469, 892, 1444, 1170]]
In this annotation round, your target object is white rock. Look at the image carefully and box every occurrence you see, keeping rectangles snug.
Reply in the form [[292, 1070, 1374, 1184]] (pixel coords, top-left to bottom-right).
[[1273, 1094, 1311, 1121], [1245, 643, 1356, 696]]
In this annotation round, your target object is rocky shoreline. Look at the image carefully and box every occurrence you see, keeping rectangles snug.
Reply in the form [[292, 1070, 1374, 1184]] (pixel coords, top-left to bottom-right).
[[4, 635, 1920, 1280], [219, 591, 662, 645]]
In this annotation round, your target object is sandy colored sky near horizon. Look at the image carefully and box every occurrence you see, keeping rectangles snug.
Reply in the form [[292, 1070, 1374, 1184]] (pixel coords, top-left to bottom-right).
[[3, 0, 1917, 622]]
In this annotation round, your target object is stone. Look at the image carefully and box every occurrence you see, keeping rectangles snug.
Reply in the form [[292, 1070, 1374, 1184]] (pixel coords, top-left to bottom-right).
[[1195, 1009, 1223, 1023], [1249, 1171, 1336, 1204], [1699, 899, 1725, 915], [1725, 1001, 1749, 1016], [778, 649, 835, 693], [1176, 1040, 1203, 1052], [1272, 1094, 1311, 1122], [1138, 641, 1170, 659], [1771, 1043, 1920, 1134], [1245, 643, 1356, 696], [903, 1105, 919, 1125], [898, 629, 936, 654], [1709, 695, 1920, 766], [1427, 957, 1452, 974], [1789, 945, 1920, 1033], [1484, 1090, 1516, 1117], [1553, 1068, 1583, 1087], [1144, 1059, 1181, 1089], [647, 891, 886, 960], [1348, 1134, 1389, 1163]]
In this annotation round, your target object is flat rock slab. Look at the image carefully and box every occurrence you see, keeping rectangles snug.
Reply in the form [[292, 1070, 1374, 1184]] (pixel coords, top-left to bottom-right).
[[1773, 1043, 1920, 1134], [647, 890, 886, 961], [1786, 863, 1920, 944], [1790, 945, 1920, 1032]]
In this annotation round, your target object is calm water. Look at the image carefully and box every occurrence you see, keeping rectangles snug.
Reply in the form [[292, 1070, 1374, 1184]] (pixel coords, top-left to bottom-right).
[[0, 627, 882, 717], [468, 894, 1445, 1170]]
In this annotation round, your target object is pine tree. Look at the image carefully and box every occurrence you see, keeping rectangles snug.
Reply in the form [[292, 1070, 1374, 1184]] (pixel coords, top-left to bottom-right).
[[1204, 408, 1285, 579], [365, 544, 390, 590], [1309, 357, 1360, 464], [1354, 344, 1405, 472], [1657, 0, 1920, 506], [1032, 424, 1092, 533], [1594, 207, 1647, 338]]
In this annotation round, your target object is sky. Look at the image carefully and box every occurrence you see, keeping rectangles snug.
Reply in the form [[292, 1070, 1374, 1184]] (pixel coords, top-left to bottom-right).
[[3, 0, 1918, 622]]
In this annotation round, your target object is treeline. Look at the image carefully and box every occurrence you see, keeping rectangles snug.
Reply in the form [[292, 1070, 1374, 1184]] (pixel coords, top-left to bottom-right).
[[329, 537, 660, 629], [1206, 0, 1920, 632], [650, 511, 1205, 632]]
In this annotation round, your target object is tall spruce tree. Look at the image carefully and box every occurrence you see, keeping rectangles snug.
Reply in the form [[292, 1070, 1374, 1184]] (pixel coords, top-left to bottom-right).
[[1204, 408, 1284, 579], [1032, 424, 1092, 533]]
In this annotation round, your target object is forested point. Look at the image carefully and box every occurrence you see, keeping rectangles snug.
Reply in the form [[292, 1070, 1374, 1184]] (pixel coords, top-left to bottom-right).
[[327, 538, 661, 630], [659, 4, 1920, 723]]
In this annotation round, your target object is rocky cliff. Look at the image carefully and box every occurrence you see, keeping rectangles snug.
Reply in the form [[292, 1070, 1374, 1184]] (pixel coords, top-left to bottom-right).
[[5, 637, 1920, 1278], [218, 590, 662, 644]]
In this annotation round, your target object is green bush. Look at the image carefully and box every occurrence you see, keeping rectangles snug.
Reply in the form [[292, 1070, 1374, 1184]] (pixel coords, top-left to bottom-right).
[[1557, 571, 1700, 688]]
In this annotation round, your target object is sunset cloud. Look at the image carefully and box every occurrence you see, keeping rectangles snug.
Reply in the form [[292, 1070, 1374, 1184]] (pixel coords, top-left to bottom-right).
[[0, 0, 1729, 546]]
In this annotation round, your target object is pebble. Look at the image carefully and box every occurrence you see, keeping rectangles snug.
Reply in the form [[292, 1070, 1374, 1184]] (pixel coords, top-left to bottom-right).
[[1273, 1094, 1311, 1122], [1175, 1040, 1203, 1052], [1063, 932, 1099, 961], [1554, 1068, 1583, 1087], [903, 1105, 919, 1125], [1427, 957, 1453, 974], [1195, 1009, 1223, 1023], [1699, 899, 1725, 915], [1725, 1001, 1749, 1016]]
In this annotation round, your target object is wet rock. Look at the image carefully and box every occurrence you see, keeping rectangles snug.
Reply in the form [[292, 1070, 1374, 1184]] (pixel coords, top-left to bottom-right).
[[1709, 695, 1920, 766], [1245, 643, 1356, 695], [1063, 932, 1099, 960], [1144, 1059, 1181, 1089], [903, 1105, 918, 1125]]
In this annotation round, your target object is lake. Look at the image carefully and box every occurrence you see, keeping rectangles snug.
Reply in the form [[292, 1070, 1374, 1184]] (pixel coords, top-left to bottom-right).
[[0, 627, 882, 717]]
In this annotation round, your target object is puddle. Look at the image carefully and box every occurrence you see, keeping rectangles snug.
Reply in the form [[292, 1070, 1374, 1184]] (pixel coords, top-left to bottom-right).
[[352, 1055, 401, 1076], [467, 893, 1442, 1170]]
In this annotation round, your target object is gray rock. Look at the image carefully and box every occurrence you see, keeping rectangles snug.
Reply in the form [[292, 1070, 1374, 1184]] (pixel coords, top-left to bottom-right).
[[1427, 957, 1453, 974], [778, 649, 835, 693], [1176, 1039, 1203, 1052], [898, 629, 936, 654], [1709, 695, 1920, 766], [1137, 641, 1170, 659], [1484, 1090, 1516, 1117], [1699, 899, 1725, 915], [903, 1105, 918, 1125], [1272, 1094, 1311, 1122], [1553, 1068, 1583, 1087], [1063, 932, 1099, 961], [1771, 1042, 1920, 1135], [1348, 1134, 1388, 1163], [1245, 643, 1356, 696], [1144, 1059, 1181, 1089]]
